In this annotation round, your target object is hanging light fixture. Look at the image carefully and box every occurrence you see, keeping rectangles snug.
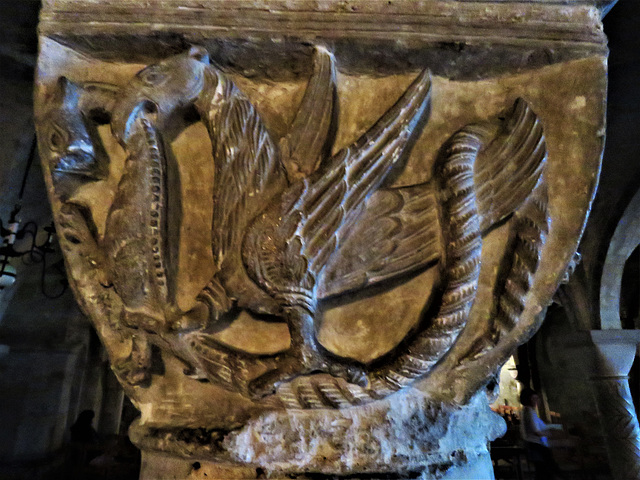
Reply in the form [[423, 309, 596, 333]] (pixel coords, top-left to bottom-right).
[[0, 137, 67, 298]]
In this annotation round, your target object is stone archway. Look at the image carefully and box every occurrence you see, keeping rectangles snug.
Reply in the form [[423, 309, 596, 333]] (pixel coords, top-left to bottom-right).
[[600, 187, 640, 329], [591, 186, 640, 479]]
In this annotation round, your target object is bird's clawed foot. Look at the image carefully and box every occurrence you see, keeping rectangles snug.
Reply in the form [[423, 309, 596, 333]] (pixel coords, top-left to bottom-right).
[[247, 356, 301, 399], [326, 362, 369, 389], [247, 346, 369, 401], [166, 302, 210, 332]]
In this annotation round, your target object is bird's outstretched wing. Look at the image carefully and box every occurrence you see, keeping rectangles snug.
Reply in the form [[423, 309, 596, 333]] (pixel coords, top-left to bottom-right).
[[280, 47, 337, 181], [298, 69, 432, 280], [474, 98, 547, 231], [316, 98, 546, 300], [318, 183, 441, 299], [243, 69, 432, 301]]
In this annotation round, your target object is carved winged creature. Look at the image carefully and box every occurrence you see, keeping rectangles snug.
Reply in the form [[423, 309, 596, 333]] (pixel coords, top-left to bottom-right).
[[46, 46, 546, 401]]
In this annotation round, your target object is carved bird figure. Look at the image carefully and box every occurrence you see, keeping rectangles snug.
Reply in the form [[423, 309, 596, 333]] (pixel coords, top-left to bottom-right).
[[107, 46, 435, 381], [47, 46, 546, 396]]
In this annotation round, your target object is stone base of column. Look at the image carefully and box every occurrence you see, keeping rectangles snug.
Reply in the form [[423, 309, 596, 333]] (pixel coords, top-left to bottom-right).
[[140, 451, 496, 480], [133, 391, 503, 479], [140, 452, 257, 480]]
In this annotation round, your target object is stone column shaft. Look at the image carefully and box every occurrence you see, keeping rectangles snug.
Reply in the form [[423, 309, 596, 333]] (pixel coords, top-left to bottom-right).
[[590, 330, 640, 480], [592, 376, 640, 479]]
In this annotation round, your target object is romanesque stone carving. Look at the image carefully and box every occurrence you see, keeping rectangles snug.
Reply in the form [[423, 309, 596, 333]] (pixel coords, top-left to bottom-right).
[[35, 1, 608, 477], [40, 45, 548, 408]]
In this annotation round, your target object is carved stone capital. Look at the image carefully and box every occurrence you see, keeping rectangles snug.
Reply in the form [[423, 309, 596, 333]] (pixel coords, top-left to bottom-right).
[[35, 1, 608, 477], [589, 330, 640, 378]]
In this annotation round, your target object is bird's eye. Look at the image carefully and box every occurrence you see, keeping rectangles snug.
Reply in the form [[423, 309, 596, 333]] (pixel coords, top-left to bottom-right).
[[138, 66, 166, 86], [51, 132, 62, 148], [48, 124, 67, 152]]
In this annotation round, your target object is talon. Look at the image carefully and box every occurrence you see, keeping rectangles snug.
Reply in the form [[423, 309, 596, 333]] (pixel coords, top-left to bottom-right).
[[346, 365, 369, 389], [121, 309, 162, 332], [297, 345, 322, 371], [119, 362, 150, 386], [248, 376, 278, 400], [247, 357, 302, 400]]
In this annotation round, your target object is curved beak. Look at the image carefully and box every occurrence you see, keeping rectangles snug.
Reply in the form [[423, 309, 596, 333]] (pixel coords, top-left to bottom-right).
[[111, 47, 213, 145], [111, 98, 159, 145]]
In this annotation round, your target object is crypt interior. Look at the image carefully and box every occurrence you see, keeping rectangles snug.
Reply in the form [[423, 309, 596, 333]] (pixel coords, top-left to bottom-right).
[[0, 1, 640, 479]]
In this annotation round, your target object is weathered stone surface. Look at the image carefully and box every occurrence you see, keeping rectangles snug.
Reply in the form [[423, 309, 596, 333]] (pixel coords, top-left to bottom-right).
[[136, 393, 502, 479], [34, 0, 608, 477], [139, 450, 497, 480], [226, 391, 504, 475]]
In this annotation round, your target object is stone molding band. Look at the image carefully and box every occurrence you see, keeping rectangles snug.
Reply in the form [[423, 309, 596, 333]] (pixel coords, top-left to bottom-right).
[[40, 0, 605, 48]]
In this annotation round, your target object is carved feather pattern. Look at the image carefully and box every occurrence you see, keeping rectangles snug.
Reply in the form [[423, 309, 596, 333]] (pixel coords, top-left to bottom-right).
[[318, 184, 441, 299], [193, 69, 289, 319], [300, 68, 432, 281], [199, 73, 286, 269], [280, 47, 336, 181], [244, 69, 432, 308], [317, 99, 545, 301], [475, 98, 546, 231]]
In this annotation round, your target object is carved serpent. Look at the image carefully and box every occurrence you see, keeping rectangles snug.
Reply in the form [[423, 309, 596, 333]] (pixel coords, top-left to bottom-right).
[[370, 126, 485, 394], [276, 146, 549, 410]]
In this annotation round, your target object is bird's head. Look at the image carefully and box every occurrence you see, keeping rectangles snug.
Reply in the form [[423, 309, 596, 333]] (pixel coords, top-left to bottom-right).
[[40, 77, 116, 200], [111, 45, 214, 143]]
